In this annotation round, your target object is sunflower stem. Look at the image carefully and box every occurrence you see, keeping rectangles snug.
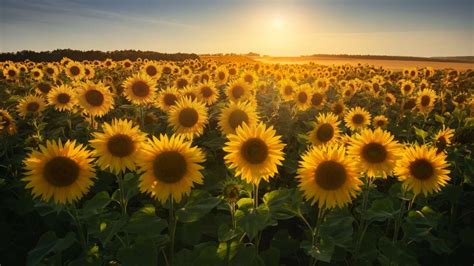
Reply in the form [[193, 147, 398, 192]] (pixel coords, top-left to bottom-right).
[[139, 106, 145, 130], [69, 204, 87, 251], [393, 189, 407, 243], [354, 176, 372, 261], [309, 208, 326, 266], [117, 172, 127, 215], [168, 197, 177, 265], [253, 182, 259, 210]]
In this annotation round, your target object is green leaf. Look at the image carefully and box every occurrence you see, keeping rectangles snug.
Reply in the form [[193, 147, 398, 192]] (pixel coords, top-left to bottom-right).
[[81, 191, 111, 219], [236, 205, 271, 240], [434, 114, 445, 124], [377, 237, 418, 266], [117, 240, 157, 266], [414, 126, 428, 141], [217, 241, 240, 261], [364, 198, 399, 222], [263, 188, 299, 220], [300, 239, 335, 263], [319, 209, 354, 248], [123, 205, 167, 239], [27, 231, 76, 266], [218, 223, 242, 242], [176, 190, 221, 223], [230, 246, 264, 266]]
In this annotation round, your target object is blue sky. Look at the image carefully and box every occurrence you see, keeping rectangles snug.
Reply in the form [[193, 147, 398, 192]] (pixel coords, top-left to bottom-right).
[[1, 0, 473, 56]]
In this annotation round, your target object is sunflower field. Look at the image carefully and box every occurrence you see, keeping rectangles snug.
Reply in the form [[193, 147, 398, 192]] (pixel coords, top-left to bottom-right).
[[0, 58, 473, 266]]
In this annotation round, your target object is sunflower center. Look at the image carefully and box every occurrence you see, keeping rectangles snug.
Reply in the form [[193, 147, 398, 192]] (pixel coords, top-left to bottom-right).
[[85, 89, 105, 107], [85, 68, 91, 75], [231, 85, 244, 99], [316, 123, 334, 142], [70, 66, 80, 76], [241, 138, 268, 164], [376, 120, 386, 127], [132, 80, 150, 97], [106, 134, 135, 157], [314, 160, 347, 190], [162, 67, 171, 75], [333, 104, 343, 115], [403, 99, 416, 110], [43, 156, 80, 187], [284, 85, 293, 95], [436, 137, 447, 152], [420, 95, 430, 106], [38, 83, 51, 93], [352, 114, 365, 125], [179, 108, 199, 127], [298, 92, 308, 103], [229, 68, 237, 75], [373, 83, 380, 92], [153, 151, 187, 183], [146, 66, 157, 76], [176, 78, 188, 89], [403, 85, 411, 92], [33, 71, 40, 77], [229, 109, 249, 130], [361, 142, 387, 164], [164, 94, 178, 106], [57, 93, 71, 104], [201, 86, 213, 98], [218, 72, 226, 80], [409, 159, 434, 180], [244, 75, 254, 84], [27, 102, 40, 112], [8, 70, 16, 77], [385, 96, 393, 103]]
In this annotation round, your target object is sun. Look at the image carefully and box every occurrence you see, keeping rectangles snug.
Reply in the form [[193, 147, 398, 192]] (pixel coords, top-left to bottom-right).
[[271, 17, 285, 29]]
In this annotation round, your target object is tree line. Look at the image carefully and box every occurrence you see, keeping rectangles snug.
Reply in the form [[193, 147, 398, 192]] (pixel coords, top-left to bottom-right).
[[0, 49, 200, 62]]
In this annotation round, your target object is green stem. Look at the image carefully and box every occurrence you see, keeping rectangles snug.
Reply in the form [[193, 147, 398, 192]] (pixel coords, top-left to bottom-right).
[[169, 198, 177, 265], [309, 208, 326, 266], [393, 190, 407, 243], [69, 204, 87, 251], [355, 177, 372, 260], [253, 182, 259, 210], [117, 172, 127, 215]]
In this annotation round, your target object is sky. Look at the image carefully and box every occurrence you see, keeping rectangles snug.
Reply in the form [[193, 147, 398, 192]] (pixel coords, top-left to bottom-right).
[[0, 0, 473, 56]]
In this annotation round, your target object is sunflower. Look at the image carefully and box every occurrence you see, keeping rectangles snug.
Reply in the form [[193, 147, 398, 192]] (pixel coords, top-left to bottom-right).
[[278, 79, 297, 101], [383, 93, 396, 105], [294, 84, 312, 111], [180, 86, 199, 101], [30, 68, 44, 81], [36, 82, 53, 95], [433, 126, 455, 153], [3, 66, 19, 80], [0, 109, 16, 135], [156, 87, 180, 111], [121, 59, 133, 70], [83, 65, 95, 79], [195, 81, 219, 105], [17, 95, 47, 117], [394, 144, 450, 196], [331, 101, 345, 117], [141, 62, 161, 79], [122, 73, 157, 105], [308, 113, 341, 146], [400, 80, 415, 96], [344, 107, 371, 131], [47, 85, 77, 111], [44, 64, 59, 78], [373, 115, 389, 128], [296, 144, 362, 209], [223, 122, 285, 184], [175, 77, 190, 90], [137, 134, 205, 203], [226, 79, 253, 102], [90, 119, 147, 174], [218, 101, 259, 135], [215, 67, 228, 84], [416, 88, 437, 113], [76, 81, 114, 117], [160, 64, 173, 76], [168, 97, 208, 139], [241, 71, 257, 86], [348, 128, 401, 178], [23, 140, 95, 204], [65, 61, 85, 80], [310, 88, 326, 109]]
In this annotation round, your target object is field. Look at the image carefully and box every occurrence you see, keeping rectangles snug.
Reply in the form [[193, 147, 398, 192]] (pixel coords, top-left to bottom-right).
[[1, 58, 473, 266], [254, 56, 474, 71]]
